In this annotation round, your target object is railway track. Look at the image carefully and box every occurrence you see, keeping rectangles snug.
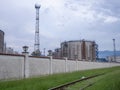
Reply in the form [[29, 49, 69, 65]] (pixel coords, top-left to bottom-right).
[[48, 73, 105, 90]]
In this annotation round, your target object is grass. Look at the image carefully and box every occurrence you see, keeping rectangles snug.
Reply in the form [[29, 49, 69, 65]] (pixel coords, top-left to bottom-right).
[[0, 66, 120, 90], [87, 69, 120, 90], [66, 66, 120, 90]]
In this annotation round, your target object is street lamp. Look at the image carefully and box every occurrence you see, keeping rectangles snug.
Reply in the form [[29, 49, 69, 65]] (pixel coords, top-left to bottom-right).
[[22, 46, 29, 53], [22, 46, 29, 78], [48, 50, 52, 56]]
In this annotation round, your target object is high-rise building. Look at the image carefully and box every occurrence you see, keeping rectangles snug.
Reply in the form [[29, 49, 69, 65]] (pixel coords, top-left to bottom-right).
[[53, 40, 98, 61], [61, 40, 98, 61], [0, 30, 4, 53]]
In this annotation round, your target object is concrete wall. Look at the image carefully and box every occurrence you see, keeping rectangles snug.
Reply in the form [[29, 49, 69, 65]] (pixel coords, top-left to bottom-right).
[[0, 54, 24, 80], [77, 61, 117, 70], [52, 59, 66, 73], [0, 53, 120, 80], [29, 57, 50, 76], [67, 60, 77, 72]]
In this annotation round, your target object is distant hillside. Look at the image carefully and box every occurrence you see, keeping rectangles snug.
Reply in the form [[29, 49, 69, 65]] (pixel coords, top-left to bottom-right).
[[99, 51, 120, 58]]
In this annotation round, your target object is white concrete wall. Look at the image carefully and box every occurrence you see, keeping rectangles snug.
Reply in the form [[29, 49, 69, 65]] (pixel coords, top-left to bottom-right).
[[67, 60, 77, 72], [77, 61, 120, 70], [29, 57, 50, 76], [0, 54, 24, 80], [52, 59, 66, 73], [0, 54, 120, 80]]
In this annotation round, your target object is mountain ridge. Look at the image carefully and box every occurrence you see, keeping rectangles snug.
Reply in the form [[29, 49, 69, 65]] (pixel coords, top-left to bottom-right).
[[99, 51, 120, 58]]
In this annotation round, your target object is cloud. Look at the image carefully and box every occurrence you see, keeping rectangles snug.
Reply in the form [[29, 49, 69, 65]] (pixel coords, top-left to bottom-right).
[[103, 16, 120, 23], [0, 0, 120, 54]]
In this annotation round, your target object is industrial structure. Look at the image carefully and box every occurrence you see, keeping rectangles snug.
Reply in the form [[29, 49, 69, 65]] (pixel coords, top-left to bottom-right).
[[113, 39, 116, 62], [34, 4, 41, 56], [107, 56, 120, 62], [53, 40, 98, 61], [0, 30, 4, 53], [0, 30, 18, 54]]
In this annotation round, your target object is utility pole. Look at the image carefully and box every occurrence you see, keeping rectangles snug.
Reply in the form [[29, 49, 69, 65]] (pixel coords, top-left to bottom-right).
[[43, 48, 46, 56], [113, 39, 116, 62]]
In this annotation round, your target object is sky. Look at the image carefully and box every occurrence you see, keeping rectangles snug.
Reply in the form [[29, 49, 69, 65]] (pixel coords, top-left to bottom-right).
[[0, 0, 120, 54]]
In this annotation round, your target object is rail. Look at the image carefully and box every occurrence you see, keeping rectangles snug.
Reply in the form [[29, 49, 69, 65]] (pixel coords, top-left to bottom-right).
[[48, 73, 105, 90]]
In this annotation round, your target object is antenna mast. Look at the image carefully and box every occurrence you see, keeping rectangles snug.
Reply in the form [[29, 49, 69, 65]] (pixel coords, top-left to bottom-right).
[[34, 4, 41, 56]]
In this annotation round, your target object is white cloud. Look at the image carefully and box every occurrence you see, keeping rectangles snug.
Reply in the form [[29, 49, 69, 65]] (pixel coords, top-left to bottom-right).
[[104, 16, 119, 23], [0, 0, 120, 53]]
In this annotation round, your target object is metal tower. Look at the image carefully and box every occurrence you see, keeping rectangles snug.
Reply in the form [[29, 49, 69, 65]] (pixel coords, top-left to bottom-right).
[[113, 39, 116, 62], [34, 4, 41, 56]]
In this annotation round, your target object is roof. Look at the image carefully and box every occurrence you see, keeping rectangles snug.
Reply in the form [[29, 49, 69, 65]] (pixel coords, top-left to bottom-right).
[[0, 30, 4, 35], [61, 39, 95, 44]]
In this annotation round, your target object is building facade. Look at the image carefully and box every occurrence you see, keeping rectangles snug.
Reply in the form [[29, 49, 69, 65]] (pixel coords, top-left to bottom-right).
[[53, 40, 98, 61], [52, 48, 61, 58], [107, 56, 120, 62], [0, 30, 4, 53]]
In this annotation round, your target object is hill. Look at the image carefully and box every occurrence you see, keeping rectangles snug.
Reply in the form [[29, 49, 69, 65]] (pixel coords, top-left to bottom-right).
[[99, 51, 120, 58]]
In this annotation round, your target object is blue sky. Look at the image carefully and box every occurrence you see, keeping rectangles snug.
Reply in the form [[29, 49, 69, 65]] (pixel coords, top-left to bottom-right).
[[0, 0, 120, 54]]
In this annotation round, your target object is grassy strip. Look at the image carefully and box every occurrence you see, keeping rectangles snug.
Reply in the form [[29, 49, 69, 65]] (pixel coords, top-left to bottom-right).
[[0, 66, 120, 90], [66, 67, 120, 90], [87, 69, 120, 90]]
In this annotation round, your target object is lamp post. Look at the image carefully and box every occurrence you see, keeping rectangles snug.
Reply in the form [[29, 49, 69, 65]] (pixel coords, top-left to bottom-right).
[[113, 39, 116, 62], [22, 46, 29, 53], [43, 48, 46, 56], [22, 46, 29, 78]]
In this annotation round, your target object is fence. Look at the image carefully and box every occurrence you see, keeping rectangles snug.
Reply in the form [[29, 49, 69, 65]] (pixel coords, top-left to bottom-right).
[[0, 53, 120, 80]]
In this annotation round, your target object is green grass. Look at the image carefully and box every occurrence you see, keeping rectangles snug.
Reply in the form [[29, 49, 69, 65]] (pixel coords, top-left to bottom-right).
[[0, 66, 120, 90], [66, 66, 120, 90], [87, 69, 120, 90]]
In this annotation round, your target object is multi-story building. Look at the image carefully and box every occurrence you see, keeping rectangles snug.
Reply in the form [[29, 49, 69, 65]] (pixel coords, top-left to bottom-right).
[[0, 30, 4, 53], [0, 30, 19, 54], [107, 56, 120, 62], [52, 48, 61, 58], [53, 40, 98, 61]]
